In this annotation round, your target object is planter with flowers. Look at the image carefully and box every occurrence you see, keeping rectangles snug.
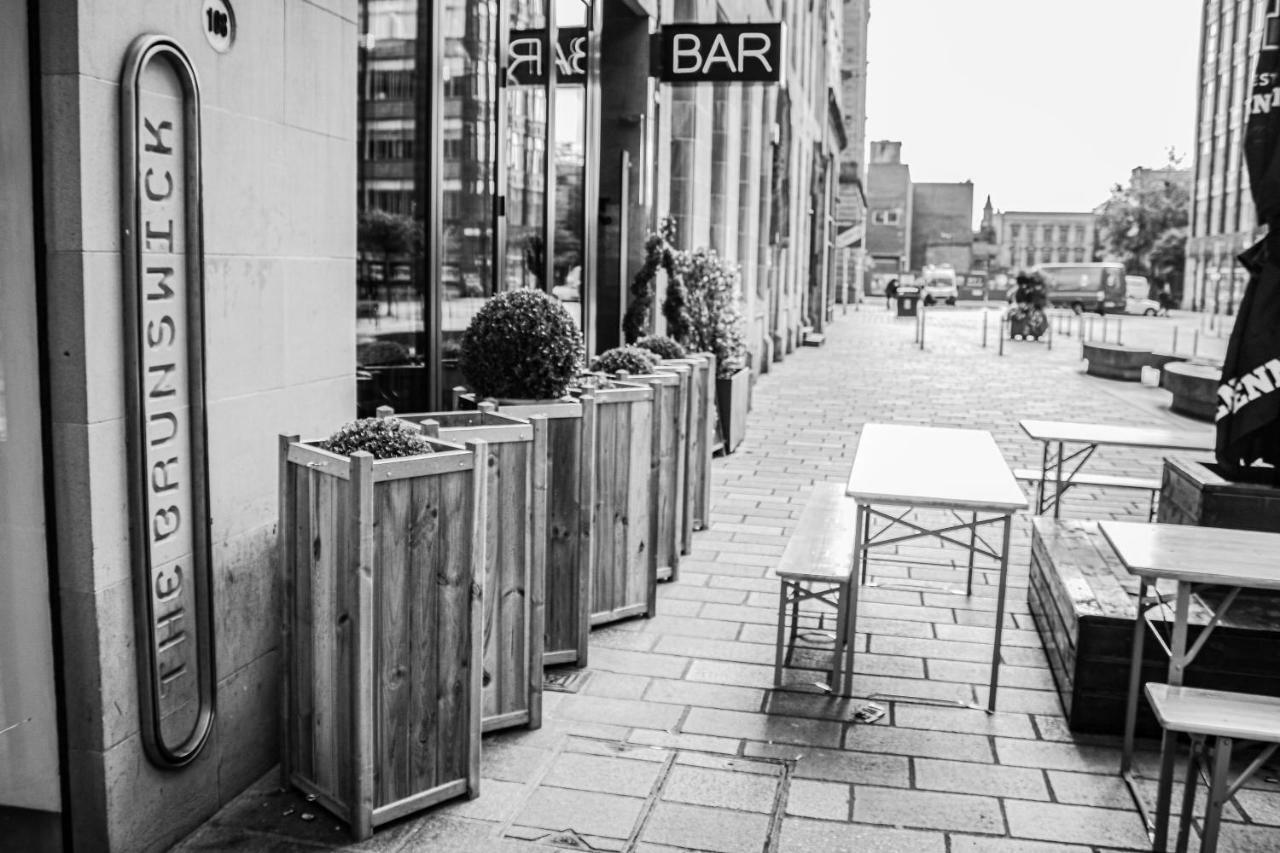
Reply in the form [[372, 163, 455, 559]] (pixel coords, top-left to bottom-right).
[[379, 402, 547, 734], [593, 345, 685, 586], [638, 335, 715, 548], [278, 418, 485, 840], [664, 248, 749, 454], [457, 289, 593, 667]]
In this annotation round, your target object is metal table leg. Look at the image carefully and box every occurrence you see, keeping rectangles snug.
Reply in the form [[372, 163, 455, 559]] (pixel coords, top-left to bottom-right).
[[1153, 583, 1193, 852], [987, 513, 1013, 712]]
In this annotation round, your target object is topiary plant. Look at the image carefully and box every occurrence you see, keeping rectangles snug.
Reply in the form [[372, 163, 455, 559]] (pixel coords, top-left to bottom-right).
[[319, 417, 433, 459], [634, 335, 686, 360], [591, 345, 660, 375], [669, 248, 747, 378], [459, 289, 585, 400], [623, 217, 682, 342]]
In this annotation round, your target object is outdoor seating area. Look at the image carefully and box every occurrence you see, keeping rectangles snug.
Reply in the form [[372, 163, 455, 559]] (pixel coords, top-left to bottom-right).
[[181, 308, 1280, 853]]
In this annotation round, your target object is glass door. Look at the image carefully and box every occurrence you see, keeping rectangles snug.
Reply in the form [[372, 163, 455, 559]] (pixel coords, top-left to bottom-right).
[[0, 2, 64, 850], [551, 0, 593, 341]]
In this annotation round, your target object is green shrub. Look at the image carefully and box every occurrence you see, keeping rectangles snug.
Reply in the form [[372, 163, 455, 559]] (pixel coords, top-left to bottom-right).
[[460, 289, 584, 400], [634, 335, 687, 360], [357, 340, 412, 367], [320, 418, 432, 459], [592, 345, 660, 375], [667, 248, 747, 378]]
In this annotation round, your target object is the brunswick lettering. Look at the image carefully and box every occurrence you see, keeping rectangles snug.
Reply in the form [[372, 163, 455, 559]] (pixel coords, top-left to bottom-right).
[[1217, 357, 1280, 420]]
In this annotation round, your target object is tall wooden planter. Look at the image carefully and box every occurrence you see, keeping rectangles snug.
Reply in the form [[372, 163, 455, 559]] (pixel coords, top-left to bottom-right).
[[661, 353, 715, 546], [278, 434, 486, 840], [617, 368, 688, 583], [459, 393, 594, 668], [578, 378, 656, 625], [716, 366, 750, 454], [383, 404, 547, 733]]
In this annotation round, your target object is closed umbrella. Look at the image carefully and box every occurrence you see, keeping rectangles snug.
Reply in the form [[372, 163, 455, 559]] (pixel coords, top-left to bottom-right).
[[1217, 2, 1280, 479]]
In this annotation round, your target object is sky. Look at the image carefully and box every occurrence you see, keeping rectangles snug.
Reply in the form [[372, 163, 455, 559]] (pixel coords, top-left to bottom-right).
[[863, 0, 1203, 227]]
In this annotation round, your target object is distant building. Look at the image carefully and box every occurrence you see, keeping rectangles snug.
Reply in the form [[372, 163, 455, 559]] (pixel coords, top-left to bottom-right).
[[1186, 0, 1266, 314], [991, 210, 1097, 271], [1130, 165, 1192, 196], [910, 181, 974, 272], [833, 0, 870, 302], [865, 140, 912, 281]]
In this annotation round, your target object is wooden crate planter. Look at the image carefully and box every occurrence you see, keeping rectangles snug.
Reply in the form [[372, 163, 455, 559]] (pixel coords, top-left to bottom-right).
[[716, 365, 750, 454], [660, 352, 715, 544], [459, 394, 594, 668], [616, 368, 688, 583], [278, 434, 486, 840], [1159, 455, 1280, 533], [384, 404, 548, 733], [578, 378, 656, 625]]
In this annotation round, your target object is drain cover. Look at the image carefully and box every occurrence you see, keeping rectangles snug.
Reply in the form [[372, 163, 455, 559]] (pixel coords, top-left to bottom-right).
[[544, 668, 591, 694]]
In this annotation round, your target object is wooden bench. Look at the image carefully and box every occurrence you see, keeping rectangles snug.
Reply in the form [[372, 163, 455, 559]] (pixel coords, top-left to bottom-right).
[[771, 483, 860, 696], [1026, 518, 1280, 735], [1145, 684, 1280, 853], [1013, 467, 1160, 520]]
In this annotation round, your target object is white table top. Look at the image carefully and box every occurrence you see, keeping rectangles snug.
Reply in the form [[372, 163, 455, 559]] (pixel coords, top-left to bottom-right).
[[846, 424, 1028, 513], [1100, 521, 1280, 590], [1019, 419, 1214, 451]]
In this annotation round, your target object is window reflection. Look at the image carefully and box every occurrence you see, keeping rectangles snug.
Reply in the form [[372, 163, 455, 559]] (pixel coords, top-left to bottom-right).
[[505, 0, 548, 292], [552, 0, 589, 329]]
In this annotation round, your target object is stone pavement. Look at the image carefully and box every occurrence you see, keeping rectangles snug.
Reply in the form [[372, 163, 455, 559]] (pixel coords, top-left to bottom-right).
[[173, 305, 1280, 853]]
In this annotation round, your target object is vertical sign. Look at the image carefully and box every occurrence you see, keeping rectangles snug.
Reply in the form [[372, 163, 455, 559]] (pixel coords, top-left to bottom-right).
[[120, 35, 215, 768]]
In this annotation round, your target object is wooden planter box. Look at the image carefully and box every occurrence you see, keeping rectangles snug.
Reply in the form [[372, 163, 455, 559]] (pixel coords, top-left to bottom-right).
[[615, 368, 688, 583], [459, 394, 594, 667], [716, 366, 750, 454], [577, 378, 655, 625], [660, 353, 715, 549], [384, 404, 547, 733], [1158, 455, 1280, 533], [278, 434, 486, 839]]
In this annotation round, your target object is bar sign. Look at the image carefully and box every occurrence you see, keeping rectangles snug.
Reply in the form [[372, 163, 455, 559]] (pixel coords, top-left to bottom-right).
[[656, 23, 784, 84]]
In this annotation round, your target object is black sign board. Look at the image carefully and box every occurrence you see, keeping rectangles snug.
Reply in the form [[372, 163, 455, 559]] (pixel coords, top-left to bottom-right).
[[509, 27, 588, 86], [655, 22, 785, 84]]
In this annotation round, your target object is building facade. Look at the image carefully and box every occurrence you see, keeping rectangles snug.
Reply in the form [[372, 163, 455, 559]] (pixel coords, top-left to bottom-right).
[[865, 140, 912, 285], [910, 181, 974, 273], [991, 210, 1098, 272], [833, 0, 870, 304], [1186, 0, 1267, 314], [2, 1, 856, 850]]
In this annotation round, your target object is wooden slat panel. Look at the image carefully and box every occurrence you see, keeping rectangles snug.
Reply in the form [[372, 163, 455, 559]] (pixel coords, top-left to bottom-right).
[[374, 478, 412, 805], [408, 473, 441, 795], [293, 463, 314, 780], [544, 414, 584, 659], [278, 437, 298, 781], [350, 453, 376, 839], [628, 397, 653, 616], [592, 401, 619, 617], [487, 441, 530, 724], [310, 472, 338, 796], [332, 474, 354, 810], [528, 416, 548, 728], [435, 470, 473, 786]]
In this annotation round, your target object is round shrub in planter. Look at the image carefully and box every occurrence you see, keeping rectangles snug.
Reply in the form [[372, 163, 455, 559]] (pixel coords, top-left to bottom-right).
[[460, 289, 584, 401], [592, 345, 659, 376], [635, 335, 687, 360], [319, 417, 433, 458]]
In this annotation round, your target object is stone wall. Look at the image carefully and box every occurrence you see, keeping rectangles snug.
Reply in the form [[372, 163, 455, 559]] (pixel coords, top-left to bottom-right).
[[38, 1, 356, 849]]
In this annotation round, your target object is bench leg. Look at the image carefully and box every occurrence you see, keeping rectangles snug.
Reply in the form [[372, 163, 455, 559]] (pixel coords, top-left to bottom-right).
[[787, 584, 801, 657], [965, 511, 977, 596], [858, 504, 871, 586], [1174, 735, 1204, 853], [843, 577, 858, 699], [773, 580, 789, 688], [1201, 736, 1233, 853], [831, 580, 849, 696]]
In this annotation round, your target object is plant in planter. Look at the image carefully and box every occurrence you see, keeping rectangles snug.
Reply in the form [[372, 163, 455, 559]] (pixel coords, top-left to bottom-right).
[[635, 335, 687, 360], [461, 288, 584, 401], [457, 289, 593, 666], [278, 419, 486, 839], [591, 345, 659, 375], [663, 248, 750, 453]]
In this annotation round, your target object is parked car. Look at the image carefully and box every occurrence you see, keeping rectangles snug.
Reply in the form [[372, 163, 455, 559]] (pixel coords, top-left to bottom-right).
[[920, 265, 958, 306], [1124, 275, 1160, 315]]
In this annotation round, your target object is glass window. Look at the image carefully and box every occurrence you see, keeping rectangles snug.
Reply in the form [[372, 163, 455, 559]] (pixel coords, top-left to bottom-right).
[[1009, 223, 1020, 238], [550, 0, 590, 330], [502, 0, 549, 295]]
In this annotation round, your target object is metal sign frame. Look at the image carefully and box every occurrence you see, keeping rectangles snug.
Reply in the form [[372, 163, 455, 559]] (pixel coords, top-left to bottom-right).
[[119, 33, 216, 769]]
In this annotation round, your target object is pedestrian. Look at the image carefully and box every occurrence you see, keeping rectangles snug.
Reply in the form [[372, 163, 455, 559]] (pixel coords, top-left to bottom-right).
[[1157, 282, 1173, 316], [884, 278, 898, 310]]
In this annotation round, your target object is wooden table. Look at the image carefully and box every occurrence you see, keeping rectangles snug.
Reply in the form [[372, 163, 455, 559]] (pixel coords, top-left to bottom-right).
[[1100, 521, 1280, 851], [1019, 420, 1214, 518], [846, 424, 1027, 711]]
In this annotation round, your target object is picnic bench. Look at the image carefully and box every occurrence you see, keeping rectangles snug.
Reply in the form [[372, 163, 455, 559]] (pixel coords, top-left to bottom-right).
[[770, 483, 859, 696], [1013, 467, 1160, 520], [1145, 684, 1280, 853]]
